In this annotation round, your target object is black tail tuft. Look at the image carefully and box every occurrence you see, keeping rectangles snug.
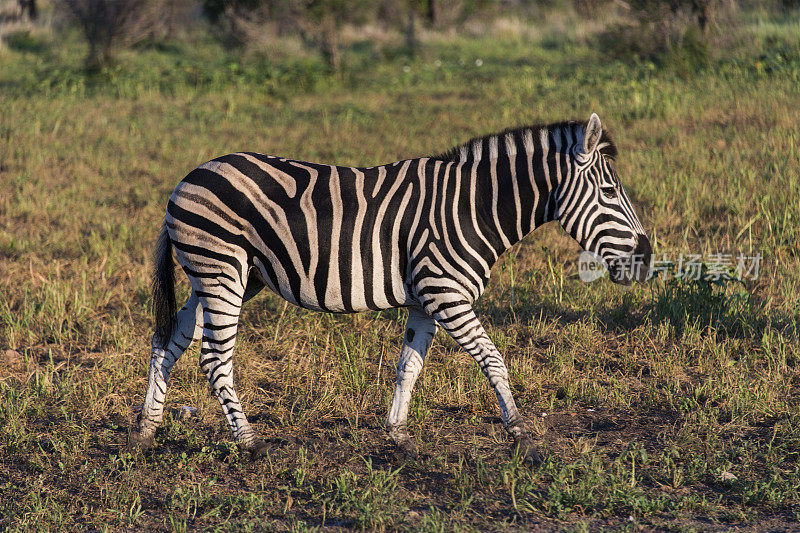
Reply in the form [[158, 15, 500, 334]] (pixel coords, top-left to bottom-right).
[[152, 222, 177, 347]]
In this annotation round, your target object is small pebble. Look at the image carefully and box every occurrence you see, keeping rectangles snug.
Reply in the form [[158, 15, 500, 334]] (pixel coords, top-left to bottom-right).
[[2, 349, 24, 369], [3, 349, 22, 362], [176, 405, 198, 420]]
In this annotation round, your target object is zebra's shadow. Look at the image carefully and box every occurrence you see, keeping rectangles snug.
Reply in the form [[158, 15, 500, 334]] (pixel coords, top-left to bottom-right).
[[475, 297, 645, 334], [476, 280, 796, 343]]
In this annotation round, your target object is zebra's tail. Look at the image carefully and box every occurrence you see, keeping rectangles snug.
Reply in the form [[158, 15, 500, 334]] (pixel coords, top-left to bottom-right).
[[152, 222, 177, 347]]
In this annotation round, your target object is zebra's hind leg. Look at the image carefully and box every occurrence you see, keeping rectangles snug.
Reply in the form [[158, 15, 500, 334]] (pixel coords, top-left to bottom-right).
[[387, 306, 438, 459], [130, 292, 203, 449], [196, 291, 269, 459], [424, 297, 543, 466]]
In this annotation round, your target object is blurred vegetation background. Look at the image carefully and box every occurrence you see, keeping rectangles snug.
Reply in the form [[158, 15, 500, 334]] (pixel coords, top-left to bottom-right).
[[1, 0, 798, 73]]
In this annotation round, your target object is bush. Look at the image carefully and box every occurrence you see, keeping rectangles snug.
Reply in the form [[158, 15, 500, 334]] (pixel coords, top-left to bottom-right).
[[2, 30, 48, 54], [61, 0, 152, 68], [597, 0, 719, 65], [667, 25, 711, 74], [201, 0, 379, 69]]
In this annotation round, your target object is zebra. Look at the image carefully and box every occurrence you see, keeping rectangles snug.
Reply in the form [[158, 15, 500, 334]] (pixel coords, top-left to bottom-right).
[[129, 113, 651, 463]]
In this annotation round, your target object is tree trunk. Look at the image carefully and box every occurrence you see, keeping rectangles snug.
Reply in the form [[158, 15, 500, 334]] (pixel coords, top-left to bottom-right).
[[405, 8, 417, 55], [19, 0, 38, 20], [427, 0, 439, 27], [696, 0, 713, 35], [320, 14, 340, 70]]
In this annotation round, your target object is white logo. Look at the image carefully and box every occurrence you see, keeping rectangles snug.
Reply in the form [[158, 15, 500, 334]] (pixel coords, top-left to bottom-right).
[[578, 251, 607, 283]]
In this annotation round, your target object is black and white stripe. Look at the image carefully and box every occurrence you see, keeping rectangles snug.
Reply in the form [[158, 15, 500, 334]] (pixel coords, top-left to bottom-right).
[[131, 113, 651, 460]]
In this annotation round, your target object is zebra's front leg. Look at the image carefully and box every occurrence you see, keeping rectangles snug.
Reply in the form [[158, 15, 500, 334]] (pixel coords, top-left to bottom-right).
[[426, 297, 543, 466], [130, 293, 203, 449], [387, 306, 438, 459], [198, 296, 269, 459]]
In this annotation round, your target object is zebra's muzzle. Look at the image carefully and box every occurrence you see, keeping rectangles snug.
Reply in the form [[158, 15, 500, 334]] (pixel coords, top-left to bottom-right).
[[608, 235, 652, 285]]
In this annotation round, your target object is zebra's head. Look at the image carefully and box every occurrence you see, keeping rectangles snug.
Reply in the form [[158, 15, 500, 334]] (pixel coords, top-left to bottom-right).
[[557, 114, 651, 285]]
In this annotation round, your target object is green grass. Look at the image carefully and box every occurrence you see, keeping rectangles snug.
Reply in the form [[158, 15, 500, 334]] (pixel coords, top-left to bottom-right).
[[2, 12, 800, 531]]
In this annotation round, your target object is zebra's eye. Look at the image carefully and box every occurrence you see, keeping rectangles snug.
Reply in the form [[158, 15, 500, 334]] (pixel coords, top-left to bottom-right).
[[600, 186, 617, 199]]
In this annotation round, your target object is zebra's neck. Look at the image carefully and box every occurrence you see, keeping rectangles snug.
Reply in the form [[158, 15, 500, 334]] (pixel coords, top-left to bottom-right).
[[436, 122, 584, 258]]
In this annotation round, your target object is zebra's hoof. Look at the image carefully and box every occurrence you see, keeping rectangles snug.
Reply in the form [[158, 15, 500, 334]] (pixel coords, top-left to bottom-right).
[[512, 436, 544, 467], [245, 439, 272, 461], [392, 438, 419, 461], [388, 426, 419, 460], [128, 429, 154, 450]]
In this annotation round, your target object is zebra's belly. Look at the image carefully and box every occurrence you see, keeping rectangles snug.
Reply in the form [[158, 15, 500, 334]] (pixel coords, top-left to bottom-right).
[[250, 255, 414, 313]]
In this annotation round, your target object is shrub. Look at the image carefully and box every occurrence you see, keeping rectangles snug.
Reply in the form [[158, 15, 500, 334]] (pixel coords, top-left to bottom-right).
[[2, 29, 48, 53], [597, 0, 720, 66], [60, 0, 151, 68], [201, 0, 378, 69]]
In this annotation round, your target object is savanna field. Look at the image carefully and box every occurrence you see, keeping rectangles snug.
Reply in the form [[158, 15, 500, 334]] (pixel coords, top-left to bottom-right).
[[1, 4, 800, 530]]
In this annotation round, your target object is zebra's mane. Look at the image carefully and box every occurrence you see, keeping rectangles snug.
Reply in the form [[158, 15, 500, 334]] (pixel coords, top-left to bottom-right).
[[433, 120, 617, 163]]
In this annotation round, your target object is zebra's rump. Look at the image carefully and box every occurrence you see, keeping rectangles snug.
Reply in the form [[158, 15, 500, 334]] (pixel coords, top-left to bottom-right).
[[165, 152, 419, 313]]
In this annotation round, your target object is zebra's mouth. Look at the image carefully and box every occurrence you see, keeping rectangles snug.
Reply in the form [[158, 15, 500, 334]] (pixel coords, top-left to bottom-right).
[[607, 236, 652, 285], [608, 265, 633, 285], [608, 259, 650, 285]]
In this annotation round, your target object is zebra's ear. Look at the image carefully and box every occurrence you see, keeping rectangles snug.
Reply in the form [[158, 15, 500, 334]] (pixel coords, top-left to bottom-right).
[[583, 113, 603, 154]]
